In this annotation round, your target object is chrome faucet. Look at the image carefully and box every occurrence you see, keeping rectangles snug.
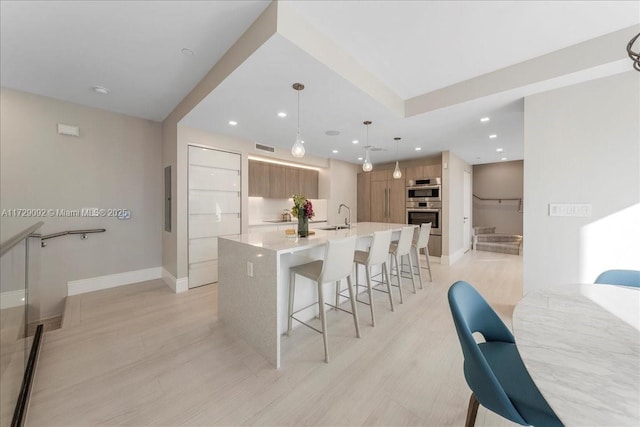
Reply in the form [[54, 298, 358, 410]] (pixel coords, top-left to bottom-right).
[[338, 203, 351, 229]]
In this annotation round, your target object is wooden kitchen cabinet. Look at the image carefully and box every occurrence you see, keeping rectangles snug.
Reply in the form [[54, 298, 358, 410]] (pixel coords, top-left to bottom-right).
[[286, 167, 318, 199], [357, 172, 371, 222], [248, 160, 270, 197], [368, 170, 405, 223], [249, 160, 318, 199], [405, 164, 442, 181], [268, 164, 286, 198]]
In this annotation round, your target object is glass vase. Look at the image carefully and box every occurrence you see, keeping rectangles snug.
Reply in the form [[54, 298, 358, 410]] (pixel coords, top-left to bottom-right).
[[298, 215, 309, 237]]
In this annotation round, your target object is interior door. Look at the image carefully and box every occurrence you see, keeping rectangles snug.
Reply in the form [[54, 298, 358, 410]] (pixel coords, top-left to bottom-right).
[[463, 170, 472, 252], [188, 146, 241, 288]]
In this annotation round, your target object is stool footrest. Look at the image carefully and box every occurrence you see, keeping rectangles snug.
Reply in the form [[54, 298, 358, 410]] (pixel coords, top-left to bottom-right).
[[290, 315, 323, 334]]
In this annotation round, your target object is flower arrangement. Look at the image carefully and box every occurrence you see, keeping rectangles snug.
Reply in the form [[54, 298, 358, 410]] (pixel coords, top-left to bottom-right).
[[291, 194, 314, 219]]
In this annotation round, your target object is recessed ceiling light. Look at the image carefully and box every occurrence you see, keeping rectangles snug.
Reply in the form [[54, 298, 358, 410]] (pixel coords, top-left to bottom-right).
[[277, 112, 287, 118], [415, 147, 422, 151], [352, 140, 359, 144], [480, 117, 490, 123], [325, 130, 340, 136], [228, 120, 238, 126], [496, 148, 503, 152], [332, 150, 339, 154], [92, 86, 109, 95], [181, 48, 195, 56], [357, 157, 363, 161], [501, 157, 508, 161], [489, 134, 497, 139]]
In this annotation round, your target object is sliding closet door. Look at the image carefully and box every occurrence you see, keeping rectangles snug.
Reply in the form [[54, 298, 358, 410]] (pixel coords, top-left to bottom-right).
[[188, 146, 241, 288]]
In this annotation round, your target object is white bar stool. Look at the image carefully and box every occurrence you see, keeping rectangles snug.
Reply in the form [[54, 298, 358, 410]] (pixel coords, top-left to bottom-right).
[[287, 236, 360, 363], [350, 229, 394, 327], [388, 226, 417, 304], [412, 222, 433, 288]]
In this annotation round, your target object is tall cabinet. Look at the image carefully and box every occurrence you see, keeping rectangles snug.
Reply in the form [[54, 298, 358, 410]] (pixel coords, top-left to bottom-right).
[[188, 146, 241, 288], [367, 169, 405, 224]]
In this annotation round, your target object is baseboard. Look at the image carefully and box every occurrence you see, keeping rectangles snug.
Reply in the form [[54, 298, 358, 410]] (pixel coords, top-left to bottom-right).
[[0, 289, 25, 309], [161, 268, 188, 293], [440, 248, 466, 266], [67, 267, 162, 296]]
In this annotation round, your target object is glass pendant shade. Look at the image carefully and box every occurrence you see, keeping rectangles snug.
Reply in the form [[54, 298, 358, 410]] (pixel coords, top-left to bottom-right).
[[291, 129, 305, 158], [393, 161, 402, 179], [363, 149, 373, 172], [291, 83, 305, 158]]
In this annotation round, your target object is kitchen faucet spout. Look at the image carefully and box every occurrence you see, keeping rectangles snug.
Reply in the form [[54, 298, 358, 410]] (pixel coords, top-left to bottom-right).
[[338, 203, 351, 229]]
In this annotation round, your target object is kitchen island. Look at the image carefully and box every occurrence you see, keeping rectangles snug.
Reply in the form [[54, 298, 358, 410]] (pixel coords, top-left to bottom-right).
[[218, 222, 414, 368]]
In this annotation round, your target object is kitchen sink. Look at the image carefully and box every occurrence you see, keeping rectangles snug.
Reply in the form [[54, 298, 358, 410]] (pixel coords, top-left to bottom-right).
[[318, 225, 350, 230]]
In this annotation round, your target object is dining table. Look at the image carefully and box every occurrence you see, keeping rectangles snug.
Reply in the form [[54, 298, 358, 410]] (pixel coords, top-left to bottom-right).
[[513, 283, 640, 426]]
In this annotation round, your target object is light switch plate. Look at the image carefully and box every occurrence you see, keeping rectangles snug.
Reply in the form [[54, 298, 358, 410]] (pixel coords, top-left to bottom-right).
[[548, 203, 592, 217]]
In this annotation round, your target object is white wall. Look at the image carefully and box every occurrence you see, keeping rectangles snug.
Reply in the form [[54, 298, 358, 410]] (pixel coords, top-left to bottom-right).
[[473, 160, 523, 235], [442, 151, 472, 265], [326, 159, 359, 226], [0, 88, 163, 318], [176, 125, 333, 285], [523, 71, 640, 292]]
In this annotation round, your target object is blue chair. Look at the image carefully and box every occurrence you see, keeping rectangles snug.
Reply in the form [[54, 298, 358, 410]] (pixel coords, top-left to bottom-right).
[[594, 269, 640, 287], [448, 281, 563, 427]]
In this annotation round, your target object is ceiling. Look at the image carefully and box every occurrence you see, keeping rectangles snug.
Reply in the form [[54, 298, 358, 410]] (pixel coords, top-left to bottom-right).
[[2, 1, 638, 166]]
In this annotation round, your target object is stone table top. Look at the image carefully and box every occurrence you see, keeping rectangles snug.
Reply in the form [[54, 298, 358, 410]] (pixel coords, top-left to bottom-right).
[[513, 283, 640, 426]]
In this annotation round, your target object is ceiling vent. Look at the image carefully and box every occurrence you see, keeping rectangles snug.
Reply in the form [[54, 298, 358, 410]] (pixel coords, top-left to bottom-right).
[[255, 143, 276, 153]]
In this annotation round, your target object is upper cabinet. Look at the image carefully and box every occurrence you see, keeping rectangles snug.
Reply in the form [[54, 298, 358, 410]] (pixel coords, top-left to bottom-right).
[[248, 160, 270, 197], [248, 160, 318, 199], [405, 164, 442, 181]]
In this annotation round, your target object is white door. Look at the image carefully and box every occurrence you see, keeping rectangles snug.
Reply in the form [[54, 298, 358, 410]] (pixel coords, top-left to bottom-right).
[[463, 170, 472, 253], [188, 146, 241, 288]]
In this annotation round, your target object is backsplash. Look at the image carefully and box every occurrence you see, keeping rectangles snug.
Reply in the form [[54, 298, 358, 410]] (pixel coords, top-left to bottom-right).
[[248, 197, 328, 224]]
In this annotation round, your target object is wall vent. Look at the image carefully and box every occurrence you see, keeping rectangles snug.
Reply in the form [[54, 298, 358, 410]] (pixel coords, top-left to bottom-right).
[[255, 143, 276, 153]]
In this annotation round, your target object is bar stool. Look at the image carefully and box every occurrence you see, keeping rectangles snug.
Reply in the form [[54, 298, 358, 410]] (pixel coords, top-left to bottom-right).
[[350, 229, 394, 327], [287, 236, 360, 363], [388, 226, 417, 304], [412, 222, 433, 288]]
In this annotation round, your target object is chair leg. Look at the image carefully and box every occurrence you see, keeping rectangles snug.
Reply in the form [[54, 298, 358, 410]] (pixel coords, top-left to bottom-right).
[[413, 246, 424, 290], [394, 254, 404, 304], [287, 271, 296, 336], [346, 275, 361, 338], [365, 266, 375, 326], [335, 279, 340, 310], [382, 262, 394, 312], [424, 246, 433, 282], [355, 263, 360, 302], [406, 253, 417, 294], [317, 282, 329, 363], [465, 393, 479, 427]]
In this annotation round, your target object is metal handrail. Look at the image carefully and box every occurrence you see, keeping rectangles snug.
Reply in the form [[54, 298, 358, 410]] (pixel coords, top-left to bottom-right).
[[0, 221, 44, 258], [41, 228, 106, 246], [473, 194, 523, 212], [473, 194, 521, 203]]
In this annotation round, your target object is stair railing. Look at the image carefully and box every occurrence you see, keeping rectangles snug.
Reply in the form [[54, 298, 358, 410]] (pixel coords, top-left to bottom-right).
[[472, 194, 523, 213]]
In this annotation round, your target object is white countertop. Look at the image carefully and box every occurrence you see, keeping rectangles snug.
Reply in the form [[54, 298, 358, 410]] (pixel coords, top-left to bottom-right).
[[222, 222, 415, 254], [248, 219, 327, 227], [513, 283, 640, 426]]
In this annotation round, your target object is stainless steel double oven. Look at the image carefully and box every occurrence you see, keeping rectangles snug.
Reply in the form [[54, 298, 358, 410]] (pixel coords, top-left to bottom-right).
[[406, 177, 442, 256]]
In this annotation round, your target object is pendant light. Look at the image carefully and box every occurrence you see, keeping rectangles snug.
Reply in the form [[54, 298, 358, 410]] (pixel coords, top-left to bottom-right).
[[392, 137, 402, 179], [291, 83, 305, 158], [362, 120, 373, 172]]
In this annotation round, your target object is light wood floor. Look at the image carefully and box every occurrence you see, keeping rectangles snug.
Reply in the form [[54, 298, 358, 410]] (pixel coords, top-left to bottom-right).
[[27, 250, 522, 427]]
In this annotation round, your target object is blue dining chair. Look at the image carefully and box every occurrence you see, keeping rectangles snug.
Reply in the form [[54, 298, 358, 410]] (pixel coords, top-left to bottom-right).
[[594, 269, 640, 287], [448, 281, 563, 427]]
